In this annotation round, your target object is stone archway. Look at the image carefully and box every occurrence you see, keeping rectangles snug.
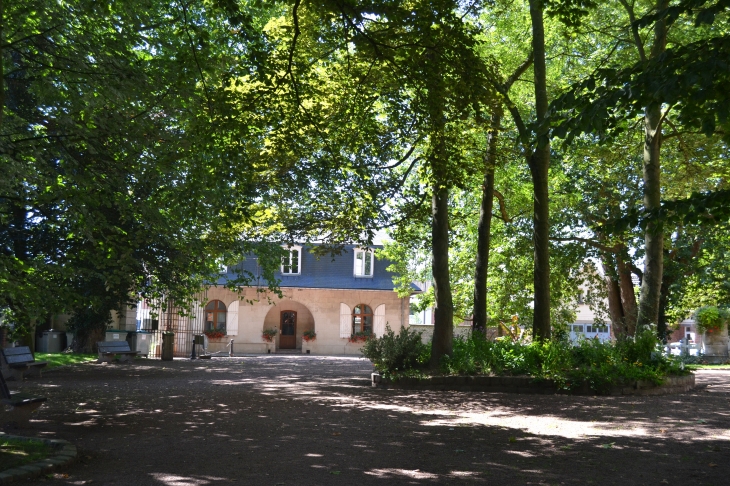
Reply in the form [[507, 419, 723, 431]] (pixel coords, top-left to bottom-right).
[[263, 301, 315, 350]]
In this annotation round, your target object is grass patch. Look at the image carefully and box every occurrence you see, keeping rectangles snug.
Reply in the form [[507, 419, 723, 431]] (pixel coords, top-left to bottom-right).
[[34, 353, 96, 369], [0, 438, 54, 471], [686, 364, 730, 370]]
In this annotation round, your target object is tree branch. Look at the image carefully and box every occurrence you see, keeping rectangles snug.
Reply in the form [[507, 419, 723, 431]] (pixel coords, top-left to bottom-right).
[[618, 0, 647, 62], [550, 236, 618, 253], [492, 189, 512, 223]]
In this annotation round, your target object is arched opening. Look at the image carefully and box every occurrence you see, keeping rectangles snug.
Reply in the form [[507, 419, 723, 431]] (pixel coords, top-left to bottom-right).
[[263, 301, 315, 350]]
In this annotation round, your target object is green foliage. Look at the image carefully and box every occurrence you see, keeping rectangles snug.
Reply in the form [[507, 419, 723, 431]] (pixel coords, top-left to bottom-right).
[[0, 438, 54, 471], [694, 306, 729, 333], [34, 353, 97, 369], [361, 325, 429, 378], [436, 328, 688, 393]]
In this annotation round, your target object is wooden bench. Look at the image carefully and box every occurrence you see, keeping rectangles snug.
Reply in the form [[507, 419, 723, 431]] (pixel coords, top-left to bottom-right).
[[0, 347, 49, 381], [0, 370, 46, 426], [97, 341, 139, 363]]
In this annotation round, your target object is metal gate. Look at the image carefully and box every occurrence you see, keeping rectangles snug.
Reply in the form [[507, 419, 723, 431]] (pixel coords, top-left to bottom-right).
[[138, 291, 206, 358]]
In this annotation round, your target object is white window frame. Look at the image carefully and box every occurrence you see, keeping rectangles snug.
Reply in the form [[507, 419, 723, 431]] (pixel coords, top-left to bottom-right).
[[281, 245, 302, 275], [353, 248, 374, 277]]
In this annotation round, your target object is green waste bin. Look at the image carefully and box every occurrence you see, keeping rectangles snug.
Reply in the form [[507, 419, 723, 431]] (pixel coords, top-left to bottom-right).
[[161, 332, 174, 361]]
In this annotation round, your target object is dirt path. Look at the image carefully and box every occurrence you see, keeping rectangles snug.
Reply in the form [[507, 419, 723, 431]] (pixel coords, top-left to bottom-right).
[[7, 356, 730, 485]]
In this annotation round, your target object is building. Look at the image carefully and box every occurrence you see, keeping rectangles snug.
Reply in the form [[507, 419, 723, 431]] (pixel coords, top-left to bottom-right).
[[127, 244, 416, 357]]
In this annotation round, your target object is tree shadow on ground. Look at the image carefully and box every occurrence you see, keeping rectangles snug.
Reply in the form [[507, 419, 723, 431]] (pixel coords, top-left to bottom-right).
[[7, 357, 729, 485]]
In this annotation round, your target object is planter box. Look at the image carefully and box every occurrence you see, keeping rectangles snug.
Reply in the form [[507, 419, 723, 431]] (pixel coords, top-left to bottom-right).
[[372, 373, 695, 396], [703, 328, 729, 364]]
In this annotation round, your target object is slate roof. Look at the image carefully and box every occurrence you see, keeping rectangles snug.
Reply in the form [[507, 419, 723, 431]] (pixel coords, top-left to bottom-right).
[[215, 244, 421, 292]]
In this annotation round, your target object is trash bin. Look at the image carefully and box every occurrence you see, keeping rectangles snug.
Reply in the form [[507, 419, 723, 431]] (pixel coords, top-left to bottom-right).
[[37, 330, 66, 353], [127, 331, 153, 357], [161, 332, 174, 361], [105, 330, 128, 342]]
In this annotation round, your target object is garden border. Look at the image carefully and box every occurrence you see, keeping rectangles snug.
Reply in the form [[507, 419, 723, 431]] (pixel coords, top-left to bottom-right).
[[0, 434, 77, 483], [371, 372, 695, 396]]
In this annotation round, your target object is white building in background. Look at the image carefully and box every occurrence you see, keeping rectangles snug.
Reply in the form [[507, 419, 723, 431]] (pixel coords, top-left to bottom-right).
[[568, 301, 611, 343]]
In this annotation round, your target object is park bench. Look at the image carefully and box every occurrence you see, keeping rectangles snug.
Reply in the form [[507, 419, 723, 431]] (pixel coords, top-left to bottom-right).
[[0, 347, 49, 381], [97, 341, 139, 363], [0, 370, 46, 426]]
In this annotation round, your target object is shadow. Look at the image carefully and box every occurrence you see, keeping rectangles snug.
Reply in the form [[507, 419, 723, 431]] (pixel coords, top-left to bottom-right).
[[9, 358, 730, 485]]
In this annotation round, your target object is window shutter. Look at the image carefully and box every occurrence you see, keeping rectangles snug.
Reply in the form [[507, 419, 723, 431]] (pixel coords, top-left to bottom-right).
[[340, 303, 351, 338], [227, 300, 239, 336], [374, 304, 386, 337]]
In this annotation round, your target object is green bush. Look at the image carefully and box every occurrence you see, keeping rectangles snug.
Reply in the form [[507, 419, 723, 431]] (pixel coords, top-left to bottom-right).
[[694, 306, 729, 333], [361, 325, 429, 378], [363, 325, 687, 392]]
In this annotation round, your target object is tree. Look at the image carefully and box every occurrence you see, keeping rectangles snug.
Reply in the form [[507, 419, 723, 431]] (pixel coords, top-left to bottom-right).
[[551, 0, 730, 334]]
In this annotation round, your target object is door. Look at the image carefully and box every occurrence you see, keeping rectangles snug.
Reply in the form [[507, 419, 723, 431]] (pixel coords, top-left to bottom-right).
[[280, 311, 297, 349]]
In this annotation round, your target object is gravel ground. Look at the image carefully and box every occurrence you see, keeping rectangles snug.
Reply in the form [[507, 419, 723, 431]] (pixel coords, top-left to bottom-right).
[[5, 356, 730, 485]]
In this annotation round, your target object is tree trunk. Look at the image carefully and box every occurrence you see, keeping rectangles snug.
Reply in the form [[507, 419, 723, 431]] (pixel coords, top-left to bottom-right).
[[637, 0, 668, 329], [528, 0, 550, 340], [0, 0, 4, 130], [472, 108, 501, 334], [601, 255, 625, 337], [430, 180, 454, 367], [616, 248, 638, 336]]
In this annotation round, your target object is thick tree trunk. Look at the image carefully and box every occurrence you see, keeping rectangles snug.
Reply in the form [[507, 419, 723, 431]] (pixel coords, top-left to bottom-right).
[[430, 181, 454, 367], [472, 109, 501, 333], [601, 255, 625, 337], [528, 0, 550, 340], [616, 249, 638, 335], [657, 276, 672, 341], [637, 1, 668, 329]]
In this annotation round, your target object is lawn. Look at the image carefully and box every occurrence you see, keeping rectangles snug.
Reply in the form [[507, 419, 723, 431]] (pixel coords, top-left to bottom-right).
[[687, 363, 730, 370], [0, 438, 54, 471], [34, 353, 97, 369]]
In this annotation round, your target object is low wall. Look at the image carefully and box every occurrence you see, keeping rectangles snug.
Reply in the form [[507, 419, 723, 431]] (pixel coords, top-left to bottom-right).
[[410, 325, 472, 343], [372, 373, 695, 396]]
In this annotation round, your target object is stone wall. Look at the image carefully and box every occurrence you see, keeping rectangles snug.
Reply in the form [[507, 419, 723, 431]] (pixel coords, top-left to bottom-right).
[[372, 373, 696, 396]]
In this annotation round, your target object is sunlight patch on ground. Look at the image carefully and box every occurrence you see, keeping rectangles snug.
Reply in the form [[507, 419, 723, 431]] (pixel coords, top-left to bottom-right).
[[149, 473, 227, 485], [448, 470, 480, 477], [422, 412, 655, 439], [364, 468, 439, 479]]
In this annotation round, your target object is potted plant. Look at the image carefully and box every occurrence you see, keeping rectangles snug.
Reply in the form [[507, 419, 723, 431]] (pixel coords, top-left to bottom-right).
[[262, 328, 277, 342], [204, 330, 226, 339], [695, 306, 729, 363], [302, 330, 316, 342], [348, 331, 372, 344]]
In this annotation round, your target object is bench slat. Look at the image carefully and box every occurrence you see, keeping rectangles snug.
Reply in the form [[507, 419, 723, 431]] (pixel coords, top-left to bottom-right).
[[2, 396, 47, 406], [5, 355, 33, 364], [3, 348, 33, 357], [98, 342, 133, 351]]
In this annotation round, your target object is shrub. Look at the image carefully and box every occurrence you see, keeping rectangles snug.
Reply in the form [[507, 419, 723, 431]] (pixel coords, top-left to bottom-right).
[[361, 325, 428, 377], [694, 306, 728, 333]]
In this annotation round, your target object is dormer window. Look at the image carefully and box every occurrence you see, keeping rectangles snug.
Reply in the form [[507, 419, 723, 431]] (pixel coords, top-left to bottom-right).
[[281, 246, 301, 275], [354, 249, 374, 277]]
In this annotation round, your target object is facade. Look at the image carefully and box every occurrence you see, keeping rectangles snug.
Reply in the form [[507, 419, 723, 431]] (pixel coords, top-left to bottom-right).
[[126, 244, 415, 357], [568, 302, 612, 343]]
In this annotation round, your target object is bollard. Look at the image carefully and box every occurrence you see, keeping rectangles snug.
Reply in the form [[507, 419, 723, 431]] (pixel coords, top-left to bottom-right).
[[229, 339, 234, 357]]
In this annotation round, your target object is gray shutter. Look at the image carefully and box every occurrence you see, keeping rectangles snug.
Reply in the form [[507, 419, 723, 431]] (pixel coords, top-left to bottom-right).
[[227, 300, 239, 336], [374, 304, 386, 337]]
